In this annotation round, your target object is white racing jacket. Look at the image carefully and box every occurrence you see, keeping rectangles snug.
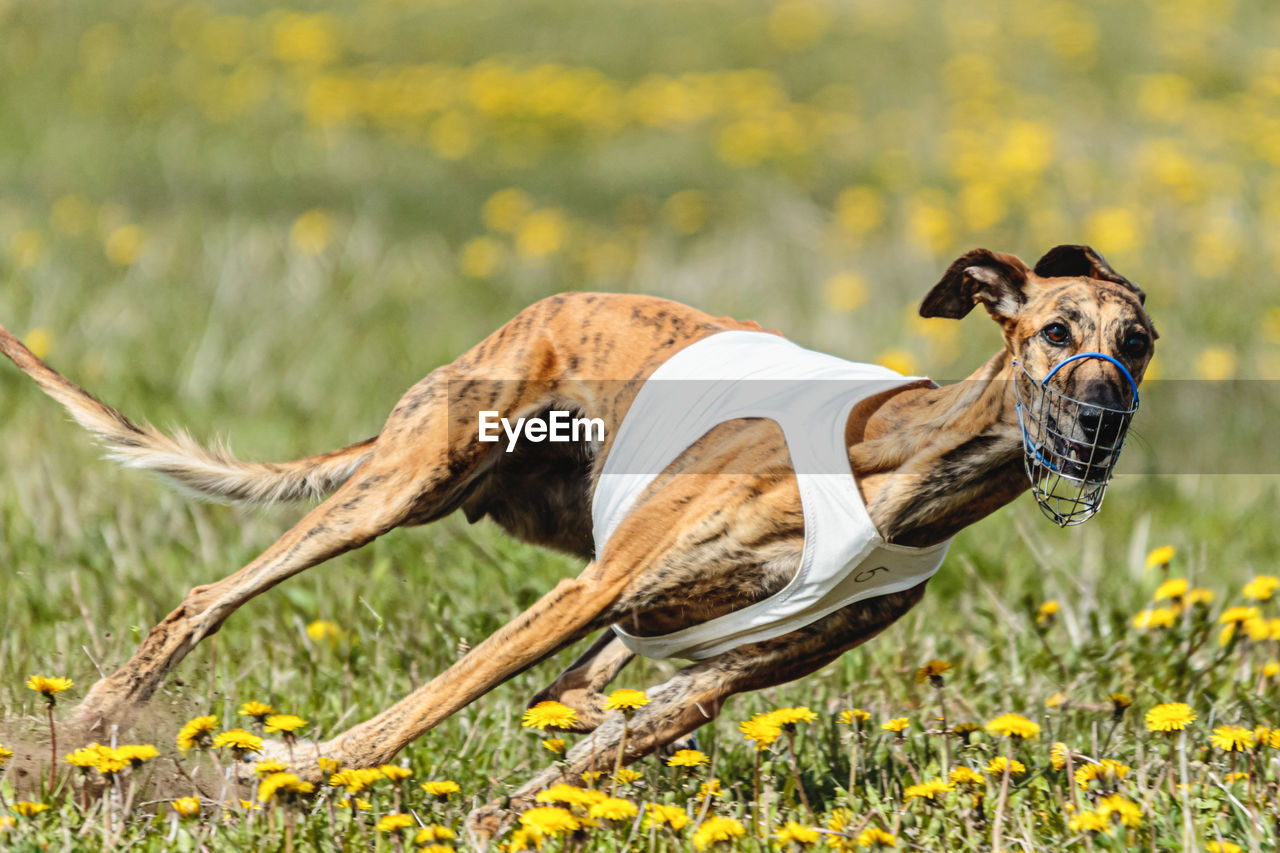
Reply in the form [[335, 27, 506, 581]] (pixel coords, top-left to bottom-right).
[[592, 331, 953, 660]]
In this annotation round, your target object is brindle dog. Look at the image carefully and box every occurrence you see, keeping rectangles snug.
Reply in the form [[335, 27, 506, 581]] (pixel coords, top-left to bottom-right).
[[0, 244, 1154, 833]]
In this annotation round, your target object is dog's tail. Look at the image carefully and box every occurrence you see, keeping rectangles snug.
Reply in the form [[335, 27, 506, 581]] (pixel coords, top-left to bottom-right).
[[0, 324, 376, 504]]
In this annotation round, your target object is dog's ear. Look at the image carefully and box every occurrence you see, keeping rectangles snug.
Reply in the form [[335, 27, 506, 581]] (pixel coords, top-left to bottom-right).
[[919, 249, 1032, 322], [1033, 244, 1146, 305]]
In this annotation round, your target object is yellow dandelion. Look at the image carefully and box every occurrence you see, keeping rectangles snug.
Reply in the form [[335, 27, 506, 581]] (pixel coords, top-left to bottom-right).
[[1243, 575, 1280, 601], [603, 688, 649, 712], [1264, 660, 1280, 679], [482, 188, 533, 233], [766, 706, 819, 728], [1036, 600, 1060, 623], [259, 772, 316, 801], [306, 620, 341, 642], [238, 799, 261, 811], [176, 715, 219, 752], [414, 825, 456, 843], [330, 768, 383, 794], [644, 802, 689, 830], [1098, 795, 1142, 827], [915, 660, 951, 685], [776, 821, 821, 845], [856, 826, 898, 847], [949, 766, 983, 785], [1210, 726, 1255, 752], [1050, 742, 1069, 770], [116, 744, 158, 766], [26, 675, 73, 701], [1186, 588, 1215, 606], [1220, 606, 1260, 625], [104, 225, 145, 266], [613, 768, 642, 786], [541, 737, 566, 754], [264, 714, 307, 735], [1045, 692, 1066, 709], [839, 708, 871, 725], [380, 764, 412, 782], [1146, 702, 1196, 732], [667, 748, 709, 767], [1206, 843, 1243, 853], [213, 728, 263, 755], [588, 797, 638, 821], [1068, 809, 1108, 833], [0, 744, 11, 767], [290, 209, 333, 255], [1133, 608, 1178, 630], [691, 815, 745, 850], [903, 778, 953, 802], [66, 745, 102, 771], [239, 701, 274, 720], [1076, 759, 1131, 790], [375, 813, 415, 832], [985, 756, 1026, 777], [13, 801, 49, 817], [740, 715, 784, 749], [421, 779, 461, 798], [1145, 545, 1176, 569], [171, 796, 200, 817], [1154, 578, 1188, 601], [951, 722, 980, 742], [698, 778, 723, 798], [317, 756, 342, 774], [536, 784, 607, 808], [253, 759, 287, 778], [985, 713, 1040, 739], [94, 747, 128, 776], [337, 797, 371, 810], [522, 700, 579, 730], [882, 717, 909, 734], [519, 806, 580, 837]]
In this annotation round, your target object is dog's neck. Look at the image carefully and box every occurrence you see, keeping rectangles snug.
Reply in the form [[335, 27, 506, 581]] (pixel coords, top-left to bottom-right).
[[849, 348, 1029, 546]]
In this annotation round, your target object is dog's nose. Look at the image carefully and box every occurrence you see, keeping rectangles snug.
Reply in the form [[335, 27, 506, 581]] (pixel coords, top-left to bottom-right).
[[1078, 406, 1126, 447]]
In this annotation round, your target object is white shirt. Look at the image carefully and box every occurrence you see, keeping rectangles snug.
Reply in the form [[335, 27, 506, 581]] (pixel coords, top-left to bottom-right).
[[592, 331, 952, 660]]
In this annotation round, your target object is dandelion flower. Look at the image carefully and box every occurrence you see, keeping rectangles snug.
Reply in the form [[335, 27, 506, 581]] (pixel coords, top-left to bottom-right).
[[613, 768, 642, 785], [1109, 693, 1132, 720], [170, 796, 200, 817], [881, 717, 909, 734], [414, 825, 456, 843], [337, 797, 371, 810], [985, 756, 1026, 777], [1132, 608, 1177, 630], [915, 660, 951, 685], [1263, 661, 1280, 679], [698, 778, 723, 798], [116, 744, 158, 766], [519, 806, 580, 837], [13, 801, 49, 817], [238, 701, 274, 720], [1145, 545, 1175, 569], [536, 784, 606, 808], [1207, 842, 1243, 853], [1153, 578, 1188, 601], [1050, 742, 1069, 770], [740, 715, 783, 750], [330, 768, 383, 794], [380, 764, 412, 782], [421, 779, 461, 798], [776, 821, 821, 844], [176, 715, 219, 752], [522, 700, 578, 730], [691, 815, 745, 849], [839, 708, 871, 725], [1210, 725, 1255, 752], [542, 737, 566, 754], [1076, 759, 1131, 790], [603, 688, 649, 712], [1068, 809, 1108, 833], [1098, 795, 1142, 828], [94, 747, 129, 777], [213, 728, 263, 756], [667, 748, 709, 767], [856, 826, 898, 847], [317, 756, 341, 774], [645, 802, 689, 830], [1219, 606, 1260, 625], [767, 706, 818, 727], [256, 771, 316, 802], [26, 675, 73, 701], [65, 746, 102, 771], [1243, 575, 1279, 601], [264, 714, 307, 735], [254, 759, 288, 778], [1044, 692, 1066, 708], [1186, 588, 1215, 606], [375, 813, 415, 832], [588, 797, 638, 821], [949, 766, 983, 785], [306, 620, 341, 642], [903, 778, 953, 802], [985, 713, 1040, 739], [0, 744, 11, 767], [1036, 600, 1060, 623], [951, 722, 979, 742]]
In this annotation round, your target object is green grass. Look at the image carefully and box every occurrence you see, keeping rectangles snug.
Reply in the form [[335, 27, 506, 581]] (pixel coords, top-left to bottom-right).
[[2, 0, 1279, 849]]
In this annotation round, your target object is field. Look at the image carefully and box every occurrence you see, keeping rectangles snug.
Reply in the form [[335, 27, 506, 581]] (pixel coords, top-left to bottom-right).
[[2, 0, 1279, 849]]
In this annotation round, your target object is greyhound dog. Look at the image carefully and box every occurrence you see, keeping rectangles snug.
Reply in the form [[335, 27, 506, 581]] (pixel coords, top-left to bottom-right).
[[0, 244, 1154, 830]]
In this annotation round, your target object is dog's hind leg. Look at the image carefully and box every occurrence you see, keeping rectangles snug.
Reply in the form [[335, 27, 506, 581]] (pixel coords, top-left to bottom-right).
[[527, 632, 636, 732]]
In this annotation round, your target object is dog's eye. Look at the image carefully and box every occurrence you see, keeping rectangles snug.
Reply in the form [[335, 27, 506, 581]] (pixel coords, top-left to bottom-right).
[[1122, 332, 1149, 358], [1042, 323, 1069, 346]]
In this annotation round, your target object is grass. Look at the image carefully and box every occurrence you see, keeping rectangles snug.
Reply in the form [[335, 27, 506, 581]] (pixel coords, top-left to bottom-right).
[[1, 0, 1279, 849]]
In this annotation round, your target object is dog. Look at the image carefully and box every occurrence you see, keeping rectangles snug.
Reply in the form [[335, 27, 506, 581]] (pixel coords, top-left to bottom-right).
[[0, 244, 1154, 832]]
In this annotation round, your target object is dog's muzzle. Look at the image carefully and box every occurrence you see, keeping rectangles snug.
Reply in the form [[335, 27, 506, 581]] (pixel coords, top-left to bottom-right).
[[1013, 353, 1139, 527]]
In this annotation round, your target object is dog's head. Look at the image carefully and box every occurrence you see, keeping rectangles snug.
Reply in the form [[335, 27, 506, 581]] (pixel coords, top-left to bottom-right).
[[919, 245, 1157, 524]]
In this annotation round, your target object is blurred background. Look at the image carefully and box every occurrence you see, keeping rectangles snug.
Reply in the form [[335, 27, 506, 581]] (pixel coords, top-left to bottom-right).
[[1, 0, 1277, 757]]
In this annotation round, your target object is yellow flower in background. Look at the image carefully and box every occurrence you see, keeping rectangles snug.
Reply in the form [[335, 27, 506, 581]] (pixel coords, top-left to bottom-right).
[[536, 784, 606, 808], [1044, 692, 1066, 709], [1264, 660, 1280, 679], [1145, 703, 1196, 732], [483, 188, 534, 233], [644, 802, 689, 830], [1195, 347, 1237, 380], [1036, 600, 1060, 623], [1075, 759, 1131, 790], [170, 796, 200, 817], [1084, 206, 1142, 255], [375, 813, 415, 832], [881, 717, 909, 734], [856, 826, 898, 847], [834, 186, 885, 236], [839, 708, 871, 725], [0, 744, 12, 767], [176, 715, 219, 752], [330, 767, 383, 793], [10, 228, 44, 269], [915, 660, 951, 685], [522, 700, 579, 730], [588, 796, 638, 821], [691, 815, 745, 849], [776, 820, 821, 844], [1220, 606, 1260, 625], [1132, 608, 1177, 630], [541, 737, 566, 754], [985, 756, 1026, 777], [824, 273, 869, 312], [421, 779, 461, 798], [459, 236, 506, 278], [26, 675, 73, 700], [104, 224, 145, 266], [612, 768, 642, 785], [264, 714, 307, 735], [117, 744, 158, 766], [254, 758, 287, 777], [317, 756, 341, 774], [414, 825, 456, 843], [1050, 742, 1069, 770], [1153, 578, 1188, 601], [306, 620, 342, 642], [663, 190, 710, 235], [13, 801, 49, 817], [515, 208, 568, 259], [519, 806, 580, 837], [1145, 546, 1176, 569], [949, 766, 982, 785], [697, 778, 723, 798], [766, 706, 818, 728], [213, 728, 263, 755], [429, 110, 476, 160], [258, 772, 314, 801], [876, 349, 918, 376], [380, 764, 412, 782], [1210, 726, 1255, 752], [1068, 809, 1108, 833], [272, 13, 339, 64], [1243, 575, 1280, 600], [740, 714, 784, 749], [290, 209, 333, 254], [667, 748, 708, 767], [21, 327, 53, 360], [603, 688, 649, 712], [239, 701, 274, 720], [903, 778, 953, 802], [985, 713, 1040, 740], [1206, 843, 1243, 853], [336, 797, 371, 810]]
